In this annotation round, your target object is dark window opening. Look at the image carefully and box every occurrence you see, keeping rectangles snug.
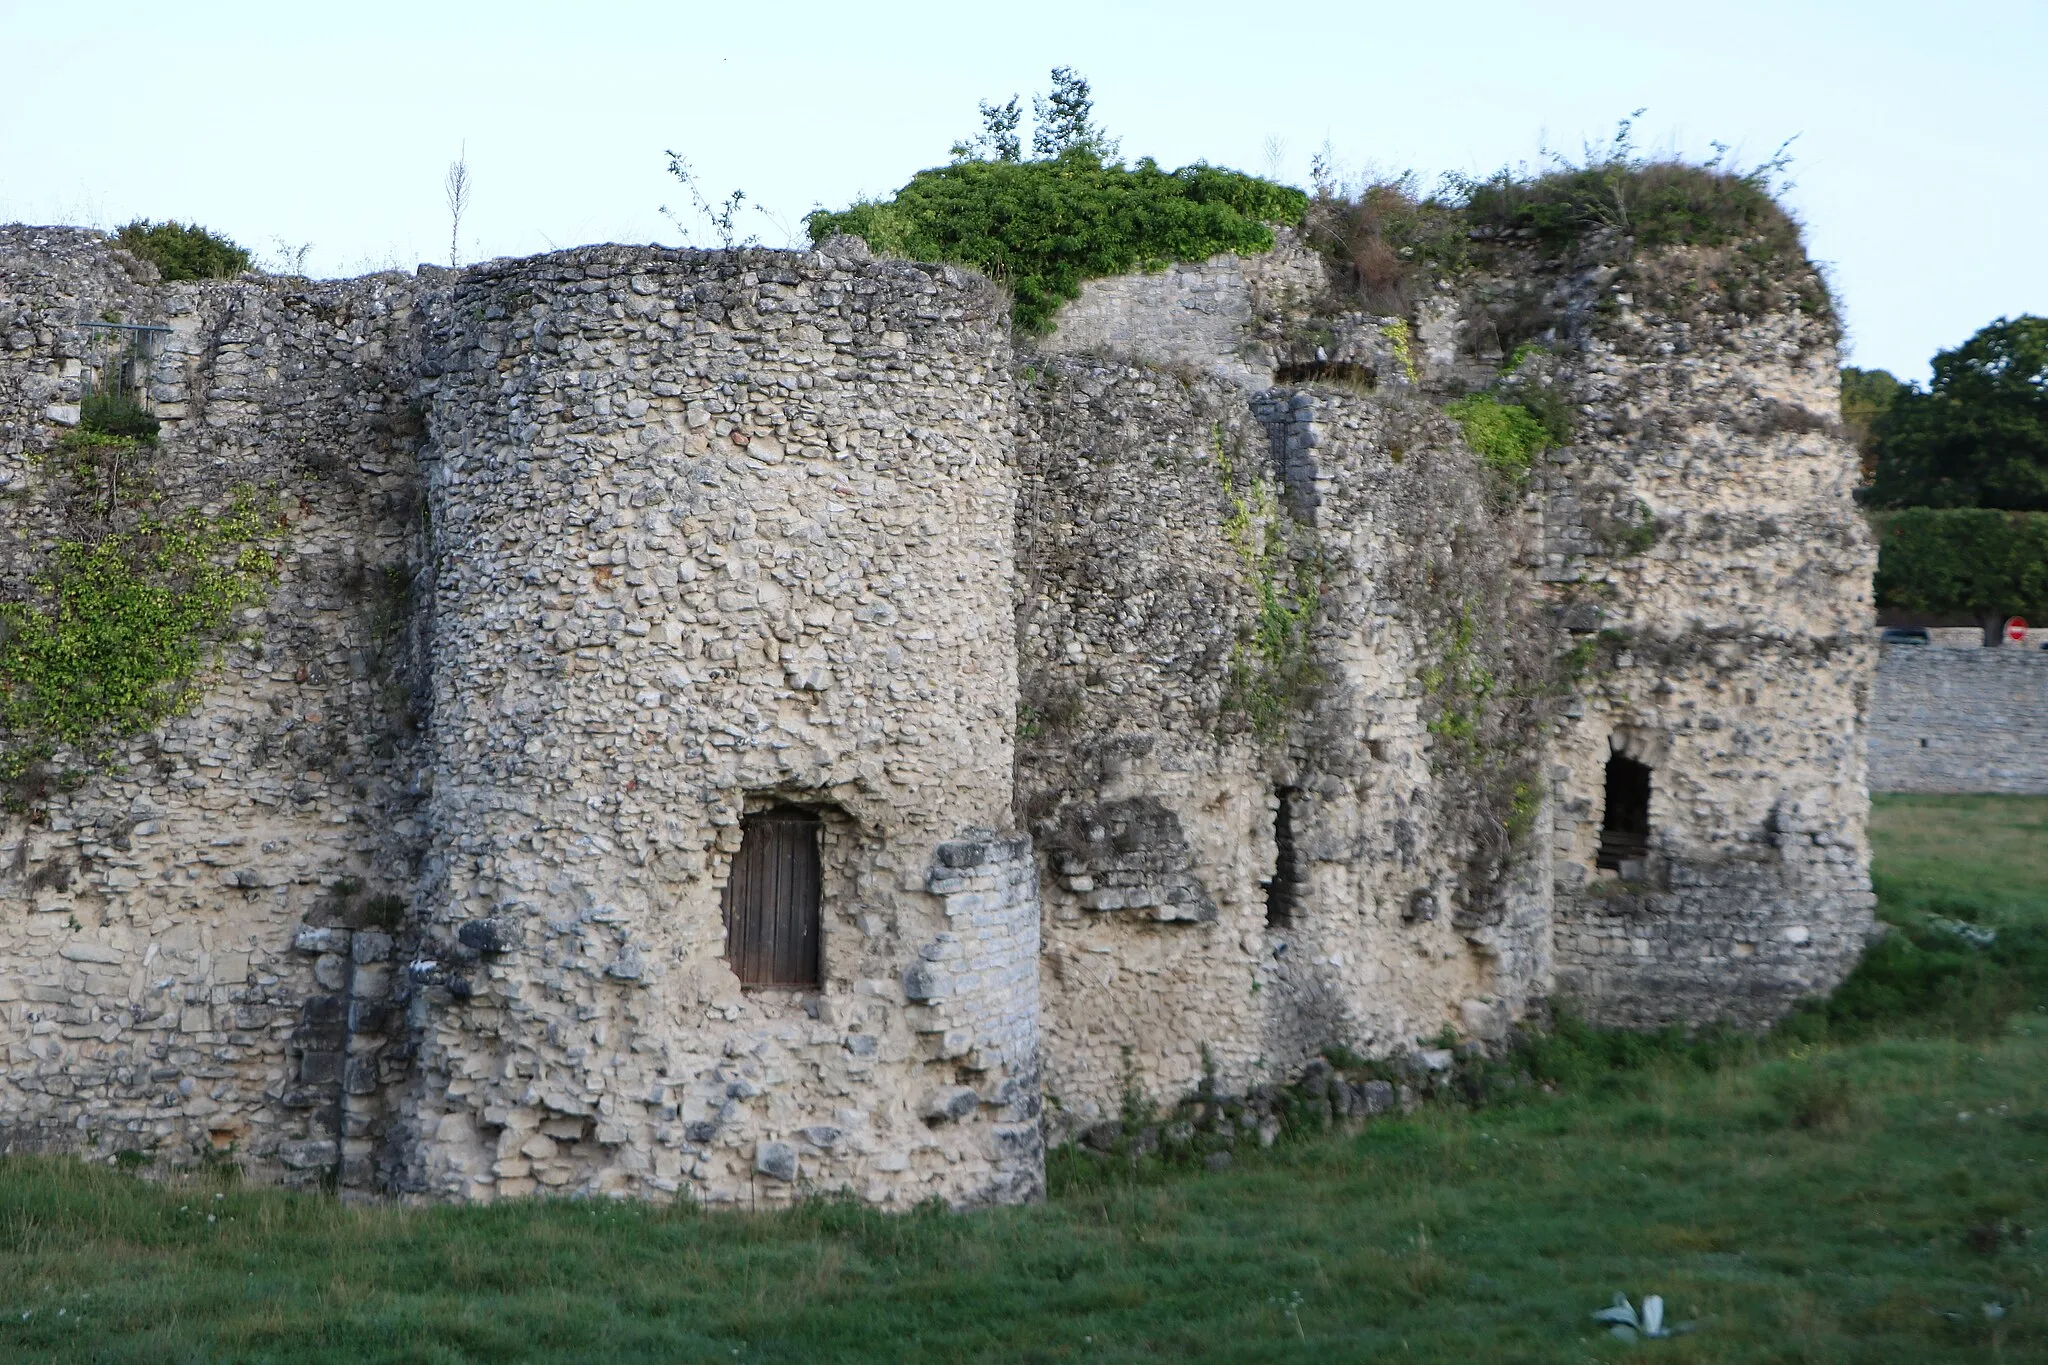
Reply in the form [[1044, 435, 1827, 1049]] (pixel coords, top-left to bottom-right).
[[1275, 360, 1377, 389], [723, 807, 822, 987], [1596, 754, 1652, 872], [1265, 787, 1304, 928]]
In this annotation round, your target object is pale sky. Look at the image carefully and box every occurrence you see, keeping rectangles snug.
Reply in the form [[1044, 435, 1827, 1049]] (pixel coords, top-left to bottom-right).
[[3, 0, 2041, 382]]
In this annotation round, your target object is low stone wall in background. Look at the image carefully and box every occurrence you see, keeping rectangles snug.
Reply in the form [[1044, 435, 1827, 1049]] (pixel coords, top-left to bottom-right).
[[1869, 643, 2048, 795]]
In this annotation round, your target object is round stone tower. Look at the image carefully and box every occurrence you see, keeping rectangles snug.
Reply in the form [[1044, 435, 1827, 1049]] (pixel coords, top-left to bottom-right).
[[398, 240, 1041, 1205]]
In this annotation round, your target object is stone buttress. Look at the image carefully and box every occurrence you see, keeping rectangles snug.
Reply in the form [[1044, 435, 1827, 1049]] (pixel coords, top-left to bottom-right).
[[1527, 250, 1879, 1027]]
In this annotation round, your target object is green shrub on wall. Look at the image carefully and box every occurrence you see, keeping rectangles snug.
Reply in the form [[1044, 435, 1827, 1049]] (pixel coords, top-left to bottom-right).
[[1, 489, 276, 788], [1306, 114, 1817, 327], [1444, 395, 1556, 480], [806, 156, 1306, 333], [112, 220, 251, 282], [1458, 157, 1799, 256], [1871, 508, 2048, 632], [805, 66, 1304, 333]]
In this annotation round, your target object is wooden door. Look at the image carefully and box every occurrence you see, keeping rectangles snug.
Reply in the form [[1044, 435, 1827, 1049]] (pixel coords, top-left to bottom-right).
[[723, 808, 822, 987]]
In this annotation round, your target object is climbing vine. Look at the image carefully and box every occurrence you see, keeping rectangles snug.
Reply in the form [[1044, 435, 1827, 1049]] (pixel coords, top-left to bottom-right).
[[1417, 596, 1582, 871], [1212, 426, 1321, 736], [1418, 607, 1494, 749], [1, 487, 278, 791]]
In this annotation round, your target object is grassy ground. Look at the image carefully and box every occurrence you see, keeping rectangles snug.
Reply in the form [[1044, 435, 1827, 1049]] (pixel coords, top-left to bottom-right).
[[1869, 793, 2048, 924], [4, 795, 2046, 1363]]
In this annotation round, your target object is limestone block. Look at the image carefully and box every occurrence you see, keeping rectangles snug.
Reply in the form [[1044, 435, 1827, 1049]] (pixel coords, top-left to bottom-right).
[[919, 1087, 979, 1124], [754, 1141, 798, 1182]]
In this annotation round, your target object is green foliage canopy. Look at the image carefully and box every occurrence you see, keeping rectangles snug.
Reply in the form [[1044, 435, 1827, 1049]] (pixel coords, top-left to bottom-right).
[[807, 156, 1305, 333], [1871, 508, 2048, 628], [1840, 366, 1902, 480], [1868, 316, 2048, 511], [113, 220, 251, 282]]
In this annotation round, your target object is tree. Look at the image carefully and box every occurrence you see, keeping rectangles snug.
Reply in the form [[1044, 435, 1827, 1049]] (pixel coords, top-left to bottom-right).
[[952, 68, 1118, 166], [951, 97, 1022, 163], [1872, 508, 2048, 644], [1031, 67, 1118, 162], [1869, 316, 2048, 511], [1840, 366, 1902, 484]]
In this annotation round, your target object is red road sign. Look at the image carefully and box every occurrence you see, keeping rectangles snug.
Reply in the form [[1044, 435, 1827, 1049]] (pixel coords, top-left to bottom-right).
[[2008, 616, 2030, 643]]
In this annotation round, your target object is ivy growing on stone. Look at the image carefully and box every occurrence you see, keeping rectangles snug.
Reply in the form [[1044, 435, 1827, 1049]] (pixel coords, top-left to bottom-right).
[[1, 488, 277, 793], [1419, 608, 1494, 749], [1383, 318, 1418, 384]]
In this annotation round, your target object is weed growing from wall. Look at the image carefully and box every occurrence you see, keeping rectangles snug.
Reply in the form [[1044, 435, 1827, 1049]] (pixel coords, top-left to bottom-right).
[[1418, 608, 1494, 750], [1303, 165, 1472, 314], [1444, 395, 1553, 482], [0, 488, 277, 796], [52, 428, 154, 520], [78, 389, 159, 443], [1413, 584, 1583, 910], [1598, 504, 1661, 557], [1457, 115, 1800, 257], [1382, 319, 1418, 384]]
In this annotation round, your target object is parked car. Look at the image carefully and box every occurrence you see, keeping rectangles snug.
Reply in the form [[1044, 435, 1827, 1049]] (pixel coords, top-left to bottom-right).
[[1880, 627, 1931, 644]]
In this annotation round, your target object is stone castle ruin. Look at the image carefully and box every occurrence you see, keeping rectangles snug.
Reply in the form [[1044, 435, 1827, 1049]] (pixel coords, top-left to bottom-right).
[[0, 208, 1876, 1206]]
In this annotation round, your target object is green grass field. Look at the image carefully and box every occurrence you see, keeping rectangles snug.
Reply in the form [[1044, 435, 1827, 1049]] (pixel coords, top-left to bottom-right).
[[4, 794, 2046, 1363]]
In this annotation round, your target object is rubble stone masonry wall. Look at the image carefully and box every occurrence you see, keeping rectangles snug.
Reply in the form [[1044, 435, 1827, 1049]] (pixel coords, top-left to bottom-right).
[[0, 218, 1882, 1200], [398, 241, 1038, 1206], [1015, 362, 1549, 1126], [1529, 249, 1879, 1026], [1037, 230, 1328, 389], [0, 227, 428, 1184], [1869, 645, 2048, 794]]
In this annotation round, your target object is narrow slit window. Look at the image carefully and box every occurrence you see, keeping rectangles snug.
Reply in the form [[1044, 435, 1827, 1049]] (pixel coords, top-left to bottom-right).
[[1596, 754, 1652, 872], [1265, 787, 1303, 928], [723, 807, 822, 987]]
